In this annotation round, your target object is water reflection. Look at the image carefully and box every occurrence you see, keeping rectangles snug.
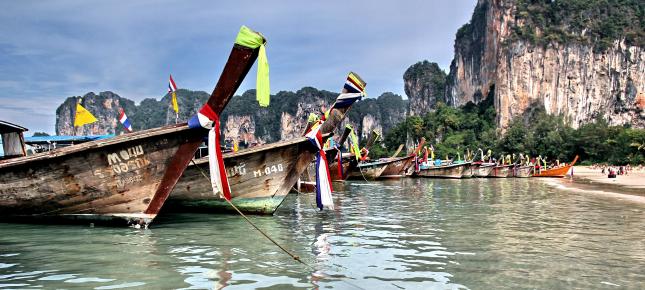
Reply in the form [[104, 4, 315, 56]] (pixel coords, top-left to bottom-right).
[[1, 178, 644, 289]]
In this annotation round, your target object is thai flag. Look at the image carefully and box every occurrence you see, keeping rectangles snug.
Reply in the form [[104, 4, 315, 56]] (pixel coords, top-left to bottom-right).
[[306, 126, 334, 210], [118, 108, 133, 132], [168, 74, 178, 92]]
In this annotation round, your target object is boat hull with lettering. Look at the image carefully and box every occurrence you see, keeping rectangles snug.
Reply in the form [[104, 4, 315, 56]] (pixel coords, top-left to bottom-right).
[[169, 137, 322, 214], [0, 27, 264, 226]]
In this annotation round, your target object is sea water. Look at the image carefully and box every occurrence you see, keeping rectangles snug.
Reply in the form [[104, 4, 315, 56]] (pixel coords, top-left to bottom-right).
[[1, 178, 644, 289]]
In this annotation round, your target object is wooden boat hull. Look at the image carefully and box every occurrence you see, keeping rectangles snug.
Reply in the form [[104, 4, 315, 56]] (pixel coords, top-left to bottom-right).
[[414, 162, 469, 179], [0, 125, 200, 226], [489, 165, 511, 178], [532, 156, 579, 177], [461, 163, 473, 178], [513, 165, 533, 178], [169, 137, 318, 214], [329, 158, 355, 181], [473, 163, 495, 177], [379, 156, 415, 179], [347, 161, 388, 180], [0, 27, 267, 226]]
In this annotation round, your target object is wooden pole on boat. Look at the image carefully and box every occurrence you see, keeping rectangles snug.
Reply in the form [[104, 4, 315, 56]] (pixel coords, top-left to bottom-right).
[[390, 144, 404, 158], [144, 29, 264, 215]]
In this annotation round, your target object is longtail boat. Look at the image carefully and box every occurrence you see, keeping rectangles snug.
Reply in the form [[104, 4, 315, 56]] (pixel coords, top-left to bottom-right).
[[326, 126, 357, 182], [346, 130, 382, 180], [461, 163, 474, 178], [488, 165, 512, 178], [170, 73, 366, 214], [378, 139, 426, 179], [472, 162, 495, 177], [512, 165, 533, 177], [0, 26, 261, 226], [414, 161, 471, 179], [532, 155, 579, 177]]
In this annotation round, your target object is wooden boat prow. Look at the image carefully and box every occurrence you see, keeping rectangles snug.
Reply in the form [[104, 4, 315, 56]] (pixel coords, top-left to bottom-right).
[[532, 155, 579, 177]]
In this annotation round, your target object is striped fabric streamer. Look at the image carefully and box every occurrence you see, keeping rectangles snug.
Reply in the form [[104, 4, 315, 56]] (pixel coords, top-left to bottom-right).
[[306, 125, 334, 210], [188, 104, 231, 200], [332, 72, 366, 109], [118, 108, 133, 132]]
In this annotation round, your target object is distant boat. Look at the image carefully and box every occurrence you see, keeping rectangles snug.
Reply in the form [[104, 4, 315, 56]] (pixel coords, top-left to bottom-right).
[[346, 130, 384, 180], [170, 73, 366, 214], [0, 27, 263, 226], [414, 161, 471, 179], [532, 156, 579, 178], [472, 162, 496, 177], [461, 162, 474, 178], [378, 140, 425, 179], [512, 165, 533, 178], [378, 156, 416, 178], [488, 165, 512, 178]]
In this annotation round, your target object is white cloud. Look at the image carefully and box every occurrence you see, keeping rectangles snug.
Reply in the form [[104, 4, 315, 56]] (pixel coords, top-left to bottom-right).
[[0, 0, 476, 133]]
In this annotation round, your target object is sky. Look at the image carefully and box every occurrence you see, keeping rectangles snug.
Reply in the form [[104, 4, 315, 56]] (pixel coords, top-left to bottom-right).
[[0, 0, 475, 134]]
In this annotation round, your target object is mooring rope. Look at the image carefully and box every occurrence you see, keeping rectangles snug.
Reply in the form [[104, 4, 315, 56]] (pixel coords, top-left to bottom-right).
[[189, 160, 366, 290]]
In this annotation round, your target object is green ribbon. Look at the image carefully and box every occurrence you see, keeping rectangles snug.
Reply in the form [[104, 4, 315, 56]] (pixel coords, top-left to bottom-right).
[[347, 124, 361, 161], [235, 26, 270, 107]]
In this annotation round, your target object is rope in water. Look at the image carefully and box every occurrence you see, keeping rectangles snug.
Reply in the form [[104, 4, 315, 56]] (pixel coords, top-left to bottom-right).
[[189, 160, 366, 290]]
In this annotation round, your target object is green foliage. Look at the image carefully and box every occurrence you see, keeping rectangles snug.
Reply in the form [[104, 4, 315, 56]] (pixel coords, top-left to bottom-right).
[[512, 0, 645, 51], [380, 89, 645, 164], [31, 132, 50, 137]]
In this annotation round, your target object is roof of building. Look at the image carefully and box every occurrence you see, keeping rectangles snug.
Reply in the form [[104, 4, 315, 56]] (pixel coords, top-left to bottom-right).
[[0, 120, 28, 134], [24, 134, 115, 144]]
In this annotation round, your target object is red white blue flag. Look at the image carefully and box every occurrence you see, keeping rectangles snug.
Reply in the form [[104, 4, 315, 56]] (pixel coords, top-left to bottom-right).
[[168, 75, 178, 93], [118, 108, 133, 132], [306, 125, 334, 210]]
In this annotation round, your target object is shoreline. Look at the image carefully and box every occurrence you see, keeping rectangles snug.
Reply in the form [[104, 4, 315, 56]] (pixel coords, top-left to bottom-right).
[[543, 166, 645, 204]]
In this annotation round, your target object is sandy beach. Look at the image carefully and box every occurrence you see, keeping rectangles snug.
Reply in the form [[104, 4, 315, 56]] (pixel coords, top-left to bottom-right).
[[571, 166, 645, 190], [543, 166, 645, 204]]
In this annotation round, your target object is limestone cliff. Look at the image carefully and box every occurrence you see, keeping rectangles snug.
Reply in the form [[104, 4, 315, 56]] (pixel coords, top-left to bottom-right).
[[404, 61, 447, 116], [56, 91, 136, 135], [442, 0, 645, 128], [54, 88, 406, 144]]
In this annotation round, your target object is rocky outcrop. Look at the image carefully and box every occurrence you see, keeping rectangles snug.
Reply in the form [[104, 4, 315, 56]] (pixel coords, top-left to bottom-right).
[[54, 87, 406, 144], [56, 91, 136, 135], [444, 0, 644, 129], [404, 61, 447, 116]]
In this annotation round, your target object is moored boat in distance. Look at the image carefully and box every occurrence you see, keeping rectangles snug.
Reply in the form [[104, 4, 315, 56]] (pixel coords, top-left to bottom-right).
[[513, 165, 533, 178], [532, 155, 579, 178], [171, 72, 367, 214], [489, 165, 512, 178], [378, 156, 415, 179], [0, 26, 263, 226], [472, 162, 496, 177], [414, 161, 471, 179]]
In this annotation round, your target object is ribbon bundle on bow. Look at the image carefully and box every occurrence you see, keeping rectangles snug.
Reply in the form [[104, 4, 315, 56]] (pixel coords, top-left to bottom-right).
[[235, 26, 270, 107], [188, 105, 231, 201], [306, 125, 334, 211]]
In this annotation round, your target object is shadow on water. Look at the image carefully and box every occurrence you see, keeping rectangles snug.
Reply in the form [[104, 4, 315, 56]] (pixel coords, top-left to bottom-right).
[[1, 178, 644, 289]]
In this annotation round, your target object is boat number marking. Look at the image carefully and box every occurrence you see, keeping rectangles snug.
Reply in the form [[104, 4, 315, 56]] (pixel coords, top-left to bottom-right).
[[93, 145, 150, 188], [227, 163, 247, 177], [253, 163, 284, 178]]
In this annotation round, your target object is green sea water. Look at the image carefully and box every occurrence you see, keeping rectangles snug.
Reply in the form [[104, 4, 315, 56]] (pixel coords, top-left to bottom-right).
[[1, 178, 644, 289]]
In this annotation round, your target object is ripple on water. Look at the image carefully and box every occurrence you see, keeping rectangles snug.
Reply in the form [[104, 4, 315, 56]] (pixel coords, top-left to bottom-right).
[[1, 178, 644, 289]]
